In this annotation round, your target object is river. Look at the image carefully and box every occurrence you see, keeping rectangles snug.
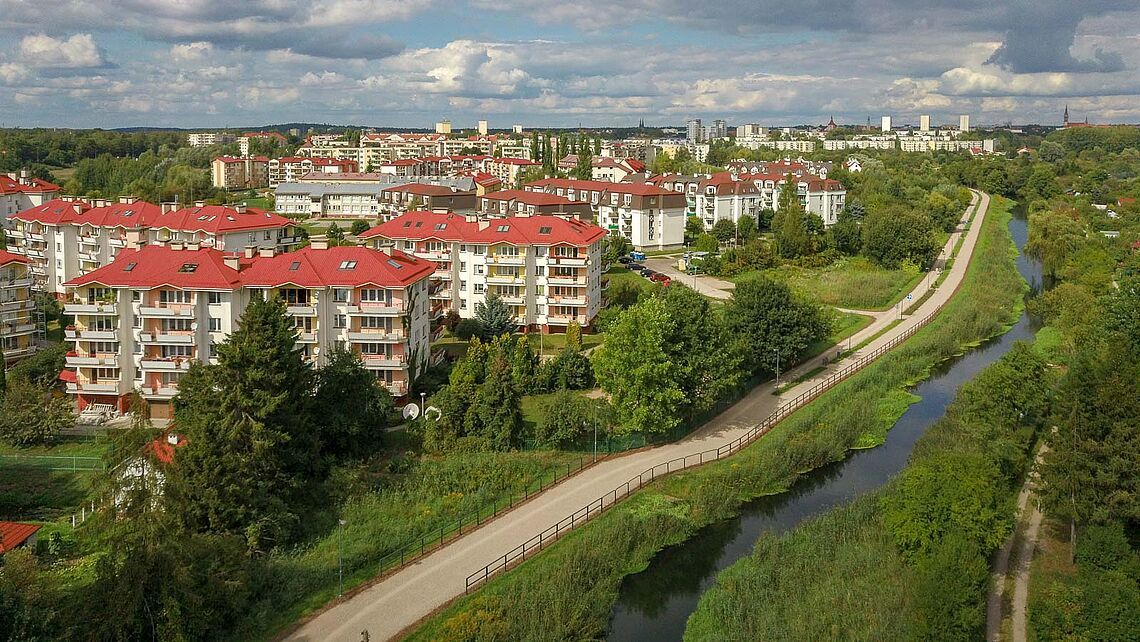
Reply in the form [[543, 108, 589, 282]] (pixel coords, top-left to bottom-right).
[[606, 205, 1042, 641]]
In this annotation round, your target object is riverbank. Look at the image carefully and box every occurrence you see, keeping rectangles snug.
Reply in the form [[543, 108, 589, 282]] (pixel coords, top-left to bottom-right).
[[404, 198, 1024, 641]]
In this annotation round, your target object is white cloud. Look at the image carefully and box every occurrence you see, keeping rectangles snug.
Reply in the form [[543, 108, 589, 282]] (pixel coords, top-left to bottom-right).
[[170, 42, 213, 62], [19, 33, 109, 69]]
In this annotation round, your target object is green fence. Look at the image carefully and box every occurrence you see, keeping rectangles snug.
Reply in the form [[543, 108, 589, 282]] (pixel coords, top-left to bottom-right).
[[0, 454, 103, 471]]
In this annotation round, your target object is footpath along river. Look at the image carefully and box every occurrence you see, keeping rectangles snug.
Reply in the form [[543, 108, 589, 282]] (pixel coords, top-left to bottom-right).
[[606, 205, 1044, 641]]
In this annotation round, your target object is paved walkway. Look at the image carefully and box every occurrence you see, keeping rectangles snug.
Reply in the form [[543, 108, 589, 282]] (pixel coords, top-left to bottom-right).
[[287, 191, 991, 642], [643, 257, 735, 300]]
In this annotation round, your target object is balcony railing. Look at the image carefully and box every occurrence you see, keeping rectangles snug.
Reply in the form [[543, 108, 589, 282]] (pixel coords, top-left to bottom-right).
[[295, 332, 318, 343], [67, 380, 120, 394], [142, 383, 180, 398], [486, 254, 526, 266], [139, 304, 195, 318], [139, 330, 194, 344], [286, 303, 318, 316], [553, 256, 587, 266], [346, 328, 405, 342], [66, 352, 118, 367], [139, 357, 193, 371], [548, 295, 588, 306], [0, 299, 36, 312], [66, 326, 118, 341], [381, 380, 408, 396], [547, 275, 587, 285], [546, 314, 589, 325], [64, 301, 117, 315], [361, 353, 406, 368], [486, 273, 525, 284], [346, 301, 403, 315]]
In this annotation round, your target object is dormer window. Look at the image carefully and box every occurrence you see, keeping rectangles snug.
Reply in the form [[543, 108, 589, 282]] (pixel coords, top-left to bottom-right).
[[338, 260, 357, 270]]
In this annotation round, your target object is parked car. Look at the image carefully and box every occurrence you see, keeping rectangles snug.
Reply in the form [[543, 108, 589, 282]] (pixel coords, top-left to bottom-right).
[[641, 269, 657, 278], [618, 256, 631, 264], [627, 262, 643, 271], [650, 273, 671, 285]]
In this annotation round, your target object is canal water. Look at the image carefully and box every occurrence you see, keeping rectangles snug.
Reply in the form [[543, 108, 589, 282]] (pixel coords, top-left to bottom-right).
[[606, 205, 1043, 641]]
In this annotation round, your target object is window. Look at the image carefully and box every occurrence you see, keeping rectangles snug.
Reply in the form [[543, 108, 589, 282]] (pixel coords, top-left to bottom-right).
[[535, 285, 544, 295], [535, 246, 547, 257], [360, 316, 392, 330], [403, 240, 415, 250], [131, 291, 142, 303], [535, 265, 545, 276], [474, 283, 484, 294], [289, 261, 301, 271], [94, 367, 118, 381], [460, 244, 467, 253], [359, 343, 389, 356], [475, 265, 484, 275], [209, 317, 221, 332], [338, 260, 357, 270], [386, 259, 403, 269], [133, 315, 141, 328], [359, 289, 391, 304], [264, 231, 271, 240], [159, 290, 191, 304], [334, 314, 346, 329], [496, 224, 510, 232], [124, 262, 137, 272], [178, 263, 198, 273], [333, 288, 350, 303], [208, 292, 223, 304], [460, 298, 468, 310], [434, 223, 447, 231], [538, 226, 551, 234], [474, 245, 485, 255], [459, 280, 467, 292]]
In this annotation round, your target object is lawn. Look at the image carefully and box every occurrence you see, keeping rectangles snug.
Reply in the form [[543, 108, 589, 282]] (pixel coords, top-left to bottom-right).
[[733, 257, 924, 311], [603, 266, 655, 293], [239, 196, 274, 210], [0, 466, 93, 520]]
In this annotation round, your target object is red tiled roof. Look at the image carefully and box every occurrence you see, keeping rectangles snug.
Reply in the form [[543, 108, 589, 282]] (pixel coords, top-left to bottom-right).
[[148, 433, 187, 465], [480, 189, 587, 206], [526, 178, 681, 197], [150, 205, 291, 234], [0, 174, 60, 195], [491, 157, 539, 166], [12, 198, 91, 224], [240, 245, 434, 288], [360, 210, 606, 247], [0, 522, 42, 553], [65, 246, 245, 290], [0, 250, 28, 267], [75, 201, 163, 229], [381, 183, 469, 196]]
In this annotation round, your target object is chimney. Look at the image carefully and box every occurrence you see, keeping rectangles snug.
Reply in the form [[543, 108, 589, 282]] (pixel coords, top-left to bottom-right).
[[258, 247, 276, 258], [166, 433, 180, 446], [478, 220, 490, 231], [118, 195, 137, 204], [193, 200, 206, 208], [170, 242, 184, 251], [162, 202, 178, 214], [310, 237, 329, 250], [234, 204, 247, 214], [19, 169, 30, 185], [379, 246, 391, 255], [223, 255, 241, 271], [465, 214, 478, 222], [243, 247, 257, 259], [186, 242, 200, 251]]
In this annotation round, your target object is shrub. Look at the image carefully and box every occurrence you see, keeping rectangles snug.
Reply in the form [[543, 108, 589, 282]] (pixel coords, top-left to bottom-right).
[[454, 319, 483, 341]]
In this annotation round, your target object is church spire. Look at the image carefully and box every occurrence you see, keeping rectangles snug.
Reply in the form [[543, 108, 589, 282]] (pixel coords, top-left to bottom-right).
[[1063, 104, 1069, 125]]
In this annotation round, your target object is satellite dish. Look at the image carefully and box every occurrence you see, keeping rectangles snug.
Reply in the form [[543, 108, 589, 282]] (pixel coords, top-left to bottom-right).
[[402, 403, 421, 420], [424, 405, 443, 421]]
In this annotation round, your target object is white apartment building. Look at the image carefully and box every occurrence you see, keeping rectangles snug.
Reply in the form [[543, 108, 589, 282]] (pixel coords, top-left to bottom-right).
[[268, 157, 358, 187], [524, 178, 685, 250], [360, 211, 606, 332], [0, 250, 38, 363], [276, 175, 480, 220], [646, 173, 762, 229], [211, 156, 269, 190], [61, 242, 435, 418], [9, 198, 298, 296], [737, 138, 817, 153], [822, 138, 897, 151], [1, 171, 60, 225], [187, 132, 235, 147], [486, 157, 541, 186]]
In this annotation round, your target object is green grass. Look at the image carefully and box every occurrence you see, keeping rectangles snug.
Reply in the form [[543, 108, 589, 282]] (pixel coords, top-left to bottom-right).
[[0, 466, 93, 520], [604, 266, 654, 292], [240, 196, 273, 210], [733, 257, 924, 311], [405, 197, 1025, 642], [0, 436, 109, 459], [523, 332, 604, 356], [242, 449, 588, 641]]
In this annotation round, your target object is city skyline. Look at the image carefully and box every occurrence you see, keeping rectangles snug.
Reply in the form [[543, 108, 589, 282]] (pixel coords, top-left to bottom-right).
[[0, 1, 1138, 128]]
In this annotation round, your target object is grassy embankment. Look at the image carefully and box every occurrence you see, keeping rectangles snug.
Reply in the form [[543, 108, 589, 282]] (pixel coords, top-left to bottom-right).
[[405, 198, 1023, 642], [0, 437, 107, 521], [733, 256, 923, 311]]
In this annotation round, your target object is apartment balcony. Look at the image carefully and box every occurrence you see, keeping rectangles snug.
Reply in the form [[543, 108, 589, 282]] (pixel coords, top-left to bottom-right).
[[276, 235, 303, 245], [430, 325, 446, 342], [546, 314, 589, 326], [66, 352, 118, 367], [414, 250, 452, 262], [66, 380, 120, 394], [138, 330, 194, 345], [77, 250, 100, 263], [141, 383, 180, 399], [496, 295, 526, 305], [432, 269, 452, 280], [7, 229, 24, 240], [4, 246, 26, 255], [546, 275, 587, 286], [24, 232, 44, 242], [548, 295, 588, 306], [109, 237, 127, 248], [28, 265, 46, 276], [345, 301, 403, 316], [486, 254, 526, 266], [430, 290, 452, 301], [64, 301, 117, 315], [139, 303, 195, 318], [65, 327, 118, 341], [295, 332, 318, 343], [139, 357, 193, 371], [0, 299, 35, 313], [381, 380, 408, 396], [78, 235, 99, 247], [346, 328, 405, 342], [286, 303, 318, 317], [7, 323, 36, 335], [486, 273, 526, 285], [23, 248, 45, 260], [361, 353, 407, 369], [552, 256, 587, 266]]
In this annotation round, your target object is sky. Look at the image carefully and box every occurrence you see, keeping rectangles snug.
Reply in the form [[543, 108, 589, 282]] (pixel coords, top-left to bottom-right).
[[1, 0, 1139, 129]]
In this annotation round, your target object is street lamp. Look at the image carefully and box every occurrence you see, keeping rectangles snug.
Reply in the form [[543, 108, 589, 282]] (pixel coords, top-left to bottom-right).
[[774, 349, 781, 388], [592, 401, 598, 463], [338, 519, 346, 596]]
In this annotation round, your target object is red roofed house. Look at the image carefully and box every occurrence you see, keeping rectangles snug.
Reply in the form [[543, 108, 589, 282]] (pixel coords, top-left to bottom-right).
[[379, 183, 477, 218], [10, 198, 298, 297], [524, 178, 686, 250], [0, 250, 37, 363], [486, 157, 541, 186], [359, 210, 607, 332], [1, 170, 60, 223], [211, 156, 270, 190], [61, 242, 435, 417], [268, 157, 358, 187], [0, 522, 41, 554], [477, 190, 593, 219]]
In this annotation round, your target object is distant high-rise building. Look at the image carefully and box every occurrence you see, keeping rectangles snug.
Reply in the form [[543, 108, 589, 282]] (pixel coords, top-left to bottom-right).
[[512, 124, 524, 135], [881, 116, 892, 132], [711, 119, 728, 139], [477, 120, 488, 135], [686, 118, 702, 142], [435, 120, 452, 134], [919, 115, 930, 132], [736, 123, 766, 138], [959, 114, 970, 132]]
